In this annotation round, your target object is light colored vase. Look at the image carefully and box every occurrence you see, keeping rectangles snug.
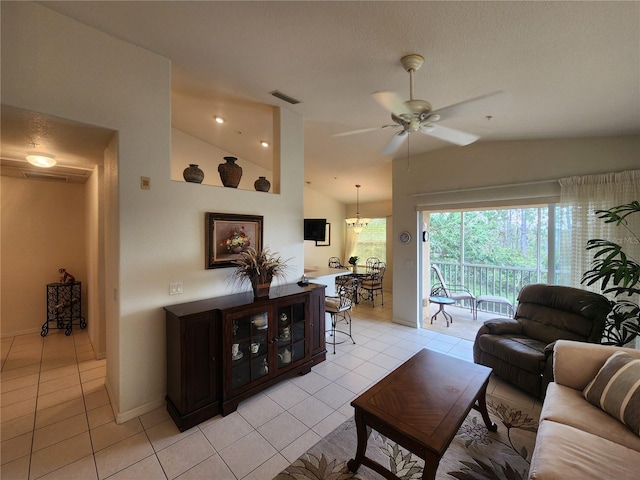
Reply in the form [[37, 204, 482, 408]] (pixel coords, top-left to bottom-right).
[[218, 156, 242, 188]]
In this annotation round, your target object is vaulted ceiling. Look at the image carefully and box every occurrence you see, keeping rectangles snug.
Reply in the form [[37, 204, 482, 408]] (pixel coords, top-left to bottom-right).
[[2, 1, 639, 203]]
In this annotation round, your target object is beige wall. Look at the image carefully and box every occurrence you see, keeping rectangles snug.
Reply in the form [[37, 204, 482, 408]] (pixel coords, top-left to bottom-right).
[[303, 186, 346, 267], [392, 136, 640, 327], [1, 177, 87, 335], [2, 2, 306, 422], [85, 165, 106, 359]]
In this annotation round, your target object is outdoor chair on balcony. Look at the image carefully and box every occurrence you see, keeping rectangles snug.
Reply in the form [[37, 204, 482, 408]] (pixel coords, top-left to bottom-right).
[[473, 283, 611, 399], [360, 261, 386, 307], [430, 264, 476, 319]]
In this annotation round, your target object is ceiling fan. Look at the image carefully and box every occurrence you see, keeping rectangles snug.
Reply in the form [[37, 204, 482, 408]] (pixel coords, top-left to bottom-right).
[[337, 54, 511, 155]]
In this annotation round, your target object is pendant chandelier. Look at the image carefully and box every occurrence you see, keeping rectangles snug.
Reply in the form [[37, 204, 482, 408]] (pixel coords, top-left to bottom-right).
[[345, 184, 371, 234]]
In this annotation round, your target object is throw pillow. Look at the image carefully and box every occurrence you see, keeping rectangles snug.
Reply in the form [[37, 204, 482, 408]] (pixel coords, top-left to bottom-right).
[[583, 351, 640, 435]]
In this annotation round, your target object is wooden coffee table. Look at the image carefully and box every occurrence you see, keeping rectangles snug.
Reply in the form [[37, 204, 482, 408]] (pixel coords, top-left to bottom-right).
[[347, 348, 497, 480]]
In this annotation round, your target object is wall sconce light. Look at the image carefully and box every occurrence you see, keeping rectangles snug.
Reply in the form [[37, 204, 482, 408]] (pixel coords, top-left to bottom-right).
[[214, 116, 225, 124], [260, 140, 270, 148], [26, 153, 56, 168]]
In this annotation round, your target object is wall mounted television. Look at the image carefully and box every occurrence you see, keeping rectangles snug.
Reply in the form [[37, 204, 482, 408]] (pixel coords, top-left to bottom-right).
[[304, 219, 326, 242]]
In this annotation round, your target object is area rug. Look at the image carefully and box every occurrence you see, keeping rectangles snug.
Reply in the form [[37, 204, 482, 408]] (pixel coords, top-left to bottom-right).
[[274, 394, 538, 480]]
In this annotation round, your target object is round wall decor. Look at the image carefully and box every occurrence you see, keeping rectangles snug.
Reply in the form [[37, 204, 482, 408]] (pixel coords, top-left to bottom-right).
[[399, 231, 411, 244]]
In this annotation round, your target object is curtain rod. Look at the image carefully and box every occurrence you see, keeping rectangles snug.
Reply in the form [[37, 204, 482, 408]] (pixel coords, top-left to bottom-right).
[[410, 179, 559, 197]]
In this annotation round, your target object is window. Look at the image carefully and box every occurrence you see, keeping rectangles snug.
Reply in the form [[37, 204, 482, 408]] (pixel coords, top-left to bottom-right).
[[352, 218, 386, 261], [429, 206, 550, 307]]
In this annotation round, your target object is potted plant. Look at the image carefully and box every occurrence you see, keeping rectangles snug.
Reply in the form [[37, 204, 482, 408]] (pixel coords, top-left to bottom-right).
[[348, 256, 359, 274], [230, 247, 289, 300], [582, 201, 640, 346]]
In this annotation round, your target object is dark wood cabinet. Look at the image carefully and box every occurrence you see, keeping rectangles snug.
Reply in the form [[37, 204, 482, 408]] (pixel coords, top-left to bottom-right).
[[165, 283, 325, 429], [165, 310, 220, 431]]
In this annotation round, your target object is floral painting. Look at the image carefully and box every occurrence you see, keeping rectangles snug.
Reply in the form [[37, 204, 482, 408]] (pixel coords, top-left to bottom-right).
[[205, 213, 263, 269]]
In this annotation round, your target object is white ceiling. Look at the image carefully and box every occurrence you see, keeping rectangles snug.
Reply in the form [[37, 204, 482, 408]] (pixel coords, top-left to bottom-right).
[[3, 1, 639, 202]]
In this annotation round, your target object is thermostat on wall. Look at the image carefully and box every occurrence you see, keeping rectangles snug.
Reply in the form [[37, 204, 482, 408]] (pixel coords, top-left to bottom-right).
[[399, 231, 411, 244]]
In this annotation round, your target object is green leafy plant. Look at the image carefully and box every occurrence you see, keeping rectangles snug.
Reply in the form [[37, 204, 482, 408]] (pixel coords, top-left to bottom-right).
[[582, 201, 640, 346], [348, 256, 359, 266]]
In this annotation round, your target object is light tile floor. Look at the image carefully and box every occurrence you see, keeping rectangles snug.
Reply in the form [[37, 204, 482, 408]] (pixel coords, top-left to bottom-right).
[[1, 294, 540, 480]]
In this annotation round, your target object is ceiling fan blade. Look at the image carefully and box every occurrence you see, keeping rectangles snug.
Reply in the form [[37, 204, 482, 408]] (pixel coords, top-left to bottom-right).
[[420, 124, 480, 146], [333, 124, 398, 137], [373, 91, 411, 116], [430, 91, 512, 122], [382, 131, 408, 155]]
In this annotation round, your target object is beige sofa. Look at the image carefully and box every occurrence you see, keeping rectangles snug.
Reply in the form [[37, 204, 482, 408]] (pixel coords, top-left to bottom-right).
[[529, 340, 640, 479]]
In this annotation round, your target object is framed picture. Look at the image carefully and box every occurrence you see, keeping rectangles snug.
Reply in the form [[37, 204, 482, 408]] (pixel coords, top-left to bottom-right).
[[206, 213, 263, 269], [316, 222, 331, 246]]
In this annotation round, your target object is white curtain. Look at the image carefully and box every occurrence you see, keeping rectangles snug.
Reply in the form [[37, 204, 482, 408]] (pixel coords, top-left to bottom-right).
[[343, 228, 358, 264], [559, 169, 640, 291]]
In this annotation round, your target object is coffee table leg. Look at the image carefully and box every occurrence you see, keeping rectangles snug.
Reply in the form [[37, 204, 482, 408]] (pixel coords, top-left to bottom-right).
[[421, 451, 440, 480], [347, 408, 367, 473], [475, 382, 498, 432]]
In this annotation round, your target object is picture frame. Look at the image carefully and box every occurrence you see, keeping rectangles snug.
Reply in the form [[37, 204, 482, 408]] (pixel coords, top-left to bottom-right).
[[316, 222, 331, 246], [205, 213, 263, 269]]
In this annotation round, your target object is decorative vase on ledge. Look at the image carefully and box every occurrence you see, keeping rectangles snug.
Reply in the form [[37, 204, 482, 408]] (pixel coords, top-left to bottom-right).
[[218, 156, 242, 188], [183, 164, 204, 183], [254, 176, 271, 192]]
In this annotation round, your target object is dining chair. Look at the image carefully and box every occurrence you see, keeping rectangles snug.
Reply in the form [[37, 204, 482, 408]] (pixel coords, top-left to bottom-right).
[[360, 261, 386, 307], [328, 256, 346, 268]]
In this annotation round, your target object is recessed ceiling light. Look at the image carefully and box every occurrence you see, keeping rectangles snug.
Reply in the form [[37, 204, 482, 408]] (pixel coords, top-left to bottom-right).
[[214, 116, 225, 124], [26, 153, 56, 168], [260, 141, 270, 148]]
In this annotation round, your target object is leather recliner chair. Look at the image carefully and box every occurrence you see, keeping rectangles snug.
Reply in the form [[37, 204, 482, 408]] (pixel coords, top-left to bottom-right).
[[473, 283, 611, 399]]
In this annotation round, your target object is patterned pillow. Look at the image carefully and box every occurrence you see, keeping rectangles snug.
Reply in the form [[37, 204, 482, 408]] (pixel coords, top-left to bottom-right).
[[583, 351, 640, 436]]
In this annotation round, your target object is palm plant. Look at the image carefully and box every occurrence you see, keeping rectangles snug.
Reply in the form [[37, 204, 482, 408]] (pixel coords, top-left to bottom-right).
[[582, 201, 640, 346]]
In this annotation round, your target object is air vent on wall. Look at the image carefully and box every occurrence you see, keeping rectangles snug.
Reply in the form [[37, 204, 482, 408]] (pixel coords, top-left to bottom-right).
[[269, 90, 301, 105], [23, 172, 70, 182]]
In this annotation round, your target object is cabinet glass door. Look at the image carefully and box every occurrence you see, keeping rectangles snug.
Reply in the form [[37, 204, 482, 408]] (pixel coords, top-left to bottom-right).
[[229, 310, 270, 391], [275, 301, 307, 372]]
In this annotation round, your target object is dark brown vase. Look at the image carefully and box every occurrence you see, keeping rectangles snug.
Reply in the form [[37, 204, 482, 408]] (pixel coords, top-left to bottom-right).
[[251, 277, 271, 300], [183, 164, 204, 183], [218, 156, 242, 188], [254, 176, 271, 192]]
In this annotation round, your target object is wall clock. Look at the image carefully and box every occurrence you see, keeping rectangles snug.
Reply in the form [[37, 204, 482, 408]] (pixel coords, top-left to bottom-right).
[[399, 231, 411, 244]]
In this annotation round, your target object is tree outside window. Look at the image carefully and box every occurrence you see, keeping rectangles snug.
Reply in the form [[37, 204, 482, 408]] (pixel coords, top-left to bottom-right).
[[352, 218, 386, 262]]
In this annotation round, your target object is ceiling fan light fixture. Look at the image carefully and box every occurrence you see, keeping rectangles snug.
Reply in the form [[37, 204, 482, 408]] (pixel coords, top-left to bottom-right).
[[26, 153, 56, 168]]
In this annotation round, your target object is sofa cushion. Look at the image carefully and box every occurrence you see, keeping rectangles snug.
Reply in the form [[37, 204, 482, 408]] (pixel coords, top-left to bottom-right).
[[542, 383, 640, 451], [529, 420, 640, 480], [583, 351, 640, 435], [477, 334, 546, 374]]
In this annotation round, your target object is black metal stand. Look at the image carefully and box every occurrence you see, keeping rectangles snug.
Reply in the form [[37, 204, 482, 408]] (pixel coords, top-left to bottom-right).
[[41, 282, 86, 336]]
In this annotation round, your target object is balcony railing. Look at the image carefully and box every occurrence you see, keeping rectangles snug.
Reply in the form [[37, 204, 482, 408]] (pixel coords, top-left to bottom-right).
[[431, 262, 549, 316]]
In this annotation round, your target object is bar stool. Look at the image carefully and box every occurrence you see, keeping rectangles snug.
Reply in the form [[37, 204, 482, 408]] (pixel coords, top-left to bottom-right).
[[325, 278, 358, 354]]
